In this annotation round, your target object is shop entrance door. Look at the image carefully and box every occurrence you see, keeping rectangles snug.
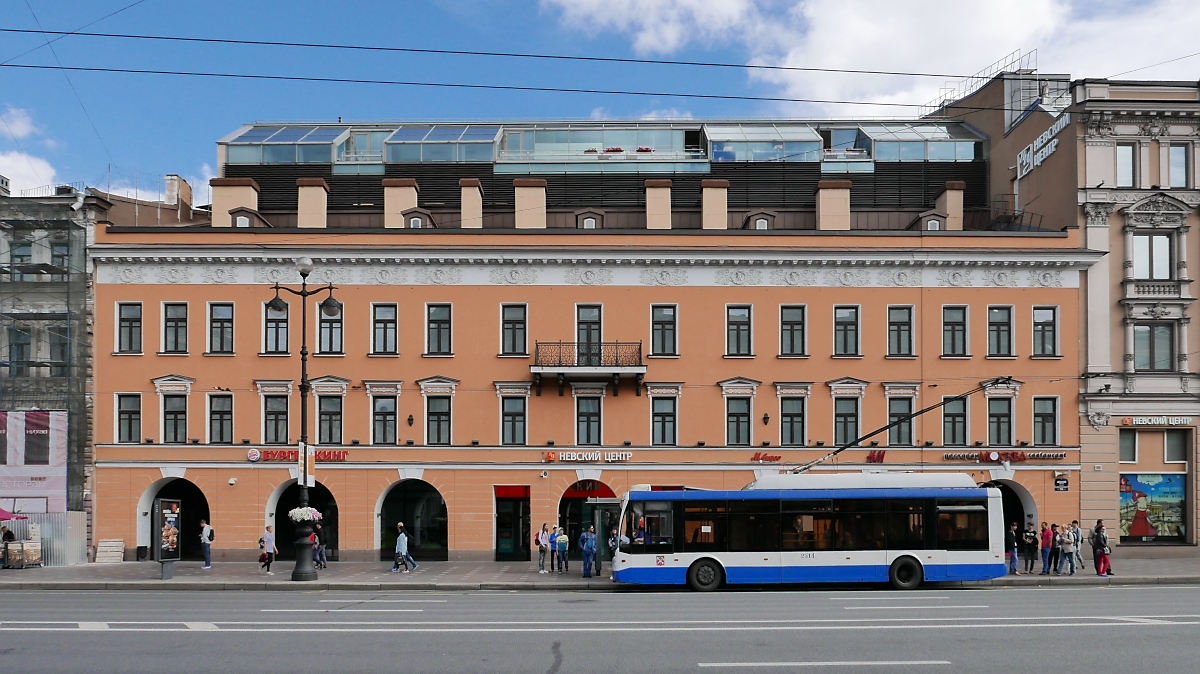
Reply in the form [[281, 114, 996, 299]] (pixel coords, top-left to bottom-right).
[[495, 485, 531, 562], [588, 498, 621, 575]]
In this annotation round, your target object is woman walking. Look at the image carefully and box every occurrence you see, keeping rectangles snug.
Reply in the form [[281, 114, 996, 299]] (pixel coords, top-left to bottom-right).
[[260, 525, 278, 575], [536, 524, 551, 574]]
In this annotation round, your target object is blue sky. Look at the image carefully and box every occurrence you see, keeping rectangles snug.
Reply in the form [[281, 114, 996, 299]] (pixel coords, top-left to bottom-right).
[[1, 0, 1196, 201]]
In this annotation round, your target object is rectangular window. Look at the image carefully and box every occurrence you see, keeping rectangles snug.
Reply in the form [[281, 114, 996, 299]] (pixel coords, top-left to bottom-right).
[[1033, 398, 1057, 446], [576, 397, 601, 446], [726, 306, 752, 356], [942, 306, 967, 356], [49, 326, 68, 377], [264, 396, 288, 445], [208, 304, 234, 354], [427, 396, 451, 445], [943, 398, 967, 446], [264, 303, 288, 354], [1165, 429, 1188, 463], [651, 397, 676, 446], [209, 395, 233, 444], [888, 306, 913, 356], [318, 306, 343, 354], [163, 394, 187, 443], [988, 398, 1013, 446], [781, 397, 805, 446], [318, 396, 343, 444], [50, 241, 69, 281], [118, 303, 142, 353], [726, 397, 751, 446], [1116, 143, 1135, 187], [372, 304, 398, 354], [1169, 145, 1188, 189], [780, 305, 806, 356], [987, 307, 1012, 356], [1118, 429, 1136, 462], [6, 328, 29, 376], [373, 396, 397, 445], [651, 305, 677, 356], [834, 398, 859, 446], [888, 397, 913, 446], [1134, 323, 1174, 371], [834, 307, 859, 356], [163, 303, 187, 353], [577, 305, 602, 365], [1033, 307, 1057, 356], [501, 396, 526, 445], [9, 243, 31, 281], [1132, 233, 1172, 280], [501, 304, 527, 356], [117, 395, 141, 443], [427, 304, 452, 355]]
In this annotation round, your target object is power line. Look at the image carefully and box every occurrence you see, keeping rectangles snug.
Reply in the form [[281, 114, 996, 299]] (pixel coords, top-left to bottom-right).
[[0, 0, 148, 66], [1108, 50, 1200, 79]]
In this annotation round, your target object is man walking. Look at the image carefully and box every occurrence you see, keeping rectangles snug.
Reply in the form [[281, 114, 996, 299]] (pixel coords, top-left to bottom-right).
[[313, 522, 328, 569], [398, 522, 419, 571], [580, 525, 598, 578], [1005, 522, 1020, 574], [1071, 520, 1086, 571], [391, 522, 410, 572], [199, 519, 214, 570]]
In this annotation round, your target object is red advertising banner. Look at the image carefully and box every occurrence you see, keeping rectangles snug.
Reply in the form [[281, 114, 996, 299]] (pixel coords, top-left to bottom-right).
[[24, 411, 49, 465], [0, 411, 68, 513]]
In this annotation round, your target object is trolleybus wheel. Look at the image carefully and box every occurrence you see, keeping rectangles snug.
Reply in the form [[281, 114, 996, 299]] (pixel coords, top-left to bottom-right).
[[889, 556, 923, 590], [687, 559, 723, 592]]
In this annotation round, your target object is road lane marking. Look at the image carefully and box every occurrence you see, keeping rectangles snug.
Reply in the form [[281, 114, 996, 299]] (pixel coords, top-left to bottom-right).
[[77, 622, 108, 630], [317, 599, 446, 603], [261, 609, 424, 613], [699, 660, 951, 668], [185, 622, 219, 631], [1112, 617, 1173, 624], [832, 596, 950, 600], [843, 605, 988, 610]]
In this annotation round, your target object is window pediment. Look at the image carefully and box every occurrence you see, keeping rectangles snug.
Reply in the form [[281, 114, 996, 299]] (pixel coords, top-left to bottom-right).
[[1123, 193, 1193, 229], [151, 374, 195, 395]]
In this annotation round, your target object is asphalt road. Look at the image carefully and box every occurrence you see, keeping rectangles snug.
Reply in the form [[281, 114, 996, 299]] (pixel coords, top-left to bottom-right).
[[3, 585, 1199, 673]]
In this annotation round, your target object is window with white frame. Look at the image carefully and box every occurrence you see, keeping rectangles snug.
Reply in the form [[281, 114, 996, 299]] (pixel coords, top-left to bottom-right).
[[1116, 143, 1136, 187], [118, 303, 142, 353], [208, 304, 234, 354], [834, 398, 859, 446], [833, 306, 858, 356], [427, 304, 452, 355], [318, 305, 343, 354], [1033, 397, 1057, 446], [651, 305, 677, 356], [373, 396, 397, 445], [1033, 307, 1058, 356], [1132, 233, 1172, 280], [318, 396, 342, 444], [117, 394, 140, 443], [987, 398, 1013, 446], [726, 306, 752, 356], [264, 302, 288, 354], [501, 304, 527, 356], [1169, 145, 1188, 189], [987, 306, 1013, 357], [780, 397, 805, 446], [576, 397, 601, 445], [943, 398, 967, 446], [501, 396, 526, 445], [163, 303, 187, 353], [888, 306, 913, 356], [651, 397, 676, 446], [888, 397, 913, 446], [208, 395, 233, 444], [942, 306, 967, 356], [264, 396, 288, 444], [427, 396, 451, 445], [1134, 323, 1174, 371], [372, 304, 398, 355], [163, 395, 187, 443], [780, 306, 806, 356], [726, 397, 751, 446]]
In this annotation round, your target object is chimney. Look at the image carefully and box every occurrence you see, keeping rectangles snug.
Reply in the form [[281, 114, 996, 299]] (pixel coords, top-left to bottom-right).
[[645, 179, 672, 230], [296, 178, 329, 229], [815, 180, 852, 231], [209, 178, 259, 227], [383, 178, 419, 228], [460, 178, 484, 229], [935, 181, 966, 231], [165, 175, 194, 222], [513, 178, 546, 229], [701, 179, 728, 230]]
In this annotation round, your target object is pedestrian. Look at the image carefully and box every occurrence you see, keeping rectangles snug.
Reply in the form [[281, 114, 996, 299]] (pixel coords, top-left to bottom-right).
[[1022, 522, 1038, 573], [313, 522, 328, 569], [536, 524, 551, 574], [1005, 522, 1020, 575], [260, 525, 277, 575], [1093, 524, 1112, 577], [398, 522, 419, 571], [391, 522, 410, 573], [580, 525, 597, 578], [556, 526, 569, 572], [548, 526, 559, 571], [199, 518, 214, 570], [1048, 524, 1062, 575], [1039, 522, 1052, 575], [1071, 520, 1086, 571], [1058, 522, 1077, 575]]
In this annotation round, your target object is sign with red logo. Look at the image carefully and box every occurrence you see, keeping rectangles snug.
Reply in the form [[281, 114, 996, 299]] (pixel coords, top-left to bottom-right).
[[247, 449, 348, 462], [751, 452, 781, 462], [866, 450, 886, 463], [655, 556, 665, 567]]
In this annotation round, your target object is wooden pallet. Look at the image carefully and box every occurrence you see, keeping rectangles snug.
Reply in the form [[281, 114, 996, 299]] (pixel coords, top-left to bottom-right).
[[95, 539, 125, 564]]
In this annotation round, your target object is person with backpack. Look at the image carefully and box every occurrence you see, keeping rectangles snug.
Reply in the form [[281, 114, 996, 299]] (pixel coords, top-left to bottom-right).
[[1057, 522, 1076, 575], [199, 519, 214, 570], [556, 526, 569, 573], [260, 525, 277, 575], [536, 524, 551, 574], [1021, 522, 1038, 573], [579, 525, 598, 578]]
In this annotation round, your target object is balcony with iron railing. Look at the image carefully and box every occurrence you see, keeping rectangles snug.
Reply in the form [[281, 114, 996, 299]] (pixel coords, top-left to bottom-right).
[[531, 341, 646, 395]]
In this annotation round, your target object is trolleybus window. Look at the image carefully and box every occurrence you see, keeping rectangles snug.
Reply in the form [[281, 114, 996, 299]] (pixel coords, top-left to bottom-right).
[[781, 500, 836, 551], [728, 500, 780, 552], [885, 499, 925, 550], [936, 500, 989, 550], [682, 501, 726, 553], [621, 500, 674, 554]]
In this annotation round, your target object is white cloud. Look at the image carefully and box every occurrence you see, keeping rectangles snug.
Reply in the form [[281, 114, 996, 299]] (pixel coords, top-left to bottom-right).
[[0, 151, 57, 194], [640, 108, 693, 120], [0, 105, 40, 140], [589, 106, 611, 120], [544, 0, 772, 54]]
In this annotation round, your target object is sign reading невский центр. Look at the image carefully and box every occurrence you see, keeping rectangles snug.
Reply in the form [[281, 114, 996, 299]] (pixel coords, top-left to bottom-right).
[[1016, 113, 1070, 178]]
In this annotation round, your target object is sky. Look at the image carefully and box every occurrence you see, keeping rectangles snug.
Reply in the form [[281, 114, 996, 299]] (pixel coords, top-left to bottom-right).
[[1, 0, 1197, 202]]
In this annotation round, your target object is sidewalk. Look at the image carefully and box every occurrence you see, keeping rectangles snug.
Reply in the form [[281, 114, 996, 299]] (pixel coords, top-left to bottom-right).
[[2, 556, 1199, 591]]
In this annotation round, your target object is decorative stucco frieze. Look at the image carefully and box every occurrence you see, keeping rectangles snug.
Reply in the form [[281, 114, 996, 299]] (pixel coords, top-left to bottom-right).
[[770, 269, 819, 286], [823, 269, 870, 287], [564, 268, 612, 285], [715, 269, 762, 286], [360, 266, 408, 285], [254, 267, 301, 284], [415, 267, 462, 285], [938, 269, 974, 287], [876, 269, 921, 287], [982, 269, 1019, 287], [1028, 270, 1063, 288], [201, 266, 239, 284], [490, 267, 538, 285], [156, 267, 192, 284], [639, 268, 688, 286], [111, 267, 146, 284]]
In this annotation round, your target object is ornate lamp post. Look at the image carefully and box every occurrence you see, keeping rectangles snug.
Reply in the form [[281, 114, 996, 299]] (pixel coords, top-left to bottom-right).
[[266, 256, 341, 581]]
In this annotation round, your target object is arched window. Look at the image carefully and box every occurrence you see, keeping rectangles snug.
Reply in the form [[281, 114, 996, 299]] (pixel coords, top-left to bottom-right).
[[581, 217, 597, 230], [409, 216, 424, 229], [754, 217, 768, 230]]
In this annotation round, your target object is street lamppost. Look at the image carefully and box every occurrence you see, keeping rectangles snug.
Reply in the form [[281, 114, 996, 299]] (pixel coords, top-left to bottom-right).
[[266, 256, 341, 581]]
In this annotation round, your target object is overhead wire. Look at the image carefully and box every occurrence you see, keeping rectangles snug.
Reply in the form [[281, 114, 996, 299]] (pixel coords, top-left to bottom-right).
[[0, 0, 149, 66]]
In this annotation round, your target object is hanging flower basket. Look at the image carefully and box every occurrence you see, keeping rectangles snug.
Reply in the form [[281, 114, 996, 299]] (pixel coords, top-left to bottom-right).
[[288, 507, 322, 523]]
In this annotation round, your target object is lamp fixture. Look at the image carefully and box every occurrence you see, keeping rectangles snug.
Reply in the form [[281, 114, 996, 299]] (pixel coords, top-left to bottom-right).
[[762, 413, 770, 425], [407, 415, 414, 426], [924, 440, 934, 446]]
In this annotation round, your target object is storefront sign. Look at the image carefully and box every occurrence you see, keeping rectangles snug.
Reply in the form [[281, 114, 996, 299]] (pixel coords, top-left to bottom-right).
[[1054, 477, 1069, 492], [1120, 474, 1185, 543], [543, 450, 633, 463], [943, 450, 1068, 462], [154, 498, 181, 563], [247, 448, 348, 462], [1016, 112, 1070, 178], [1122, 416, 1193, 426], [751, 452, 782, 462]]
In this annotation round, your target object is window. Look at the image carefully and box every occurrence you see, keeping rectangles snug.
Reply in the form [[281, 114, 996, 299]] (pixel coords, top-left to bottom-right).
[[1133, 233, 1172, 280], [1116, 143, 1136, 187], [943, 398, 967, 446], [118, 303, 142, 353], [577, 305, 602, 365], [117, 395, 140, 443], [264, 303, 288, 354], [50, 242, 69, 281], [781, 397, 805, 446], [726, 306, 751, 356], [163, 395, 187, 443], [888, 398, 913, 446], [264, 396, 288, 444], [501, 305, 527, 356], [888, 307, 913, 356], [1134, 323, 1174, 371], [834, 398, 859, 446], [987, 307, 1012, 356], [49, 326, 68, 377], [427, 396, 451, 445], [318, 305, 343, 354], [651, 397, 676, 446], [501, 396, 526, 445], [1033, 307, 1057, 356], [726, 397, 751, 446], [1033, 398, 1057, 446], [780, 306, 806, 356], [427, 304, 451, 355], [1169, 145, 1188, 188], [1165, 429, 1188, 463], [942, 306, 967, 356], [834, 307, 858, 356], [318, 396, 342, 444], [580, 216, 597, 230], [163, 303, 187, 353], [209, 395, 233, 444], [7, 328, 29, 376], [208, 304, 234, 354], [651, 305, 677, 356], [576, 397, 601, 446], [372, 304, 398, 354], [936, 502, 989, 551], [988, 398, 1012, 446], [9, 243, 31, 281], [1118, 429, 1136, 462], [373, 396, 397, 445], [409, 216, 424, 229], [753, 217, 769, 230]]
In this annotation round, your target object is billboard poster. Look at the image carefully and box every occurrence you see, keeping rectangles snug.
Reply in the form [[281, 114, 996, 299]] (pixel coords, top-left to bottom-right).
[[0, 411, 67, 513], [1120, 474, 1186, 543], [155, 498, 182, 562]]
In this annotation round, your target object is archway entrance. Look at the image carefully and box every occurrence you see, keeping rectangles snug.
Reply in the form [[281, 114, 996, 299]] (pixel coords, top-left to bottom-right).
[[985, 479, 1037, 531], [557, 480, 619, 562], [145, 479, 210, 561], [379, 480, 448, 561], [274, 481, 338, 561]]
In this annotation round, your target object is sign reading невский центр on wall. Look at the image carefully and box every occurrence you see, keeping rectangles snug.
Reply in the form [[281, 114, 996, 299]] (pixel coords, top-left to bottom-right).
[[1016, 112, 1070, 179]]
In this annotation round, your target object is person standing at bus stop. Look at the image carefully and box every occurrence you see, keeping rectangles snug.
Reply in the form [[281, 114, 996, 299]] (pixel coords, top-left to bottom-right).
[[199, 519, 213, 570], [1005, 522, 1019, 575], [1039, 522, 1053, 575], [536, 524, 551, 574], [556, 527, 569, 573], [1022, 522, 1038, 573], [580, 525, 597, 578]]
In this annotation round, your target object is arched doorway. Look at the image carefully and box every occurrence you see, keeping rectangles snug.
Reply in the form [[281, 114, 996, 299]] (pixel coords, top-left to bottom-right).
[[558, 480, 619, 561], [142, 478, 210, 561], [984, 479, 1038, 531], [379, 480, 448, 561], [273, 481, 338, 561]]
